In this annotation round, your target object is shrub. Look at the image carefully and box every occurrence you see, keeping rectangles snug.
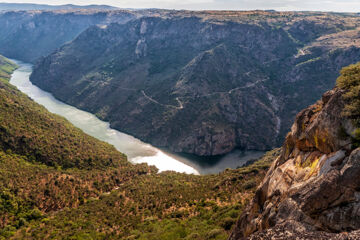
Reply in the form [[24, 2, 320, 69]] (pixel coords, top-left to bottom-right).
[[351, 128, 360, 149], [243, 179, 257, 190], [186, 233, 201, 240], [221, 217, 235, 230], [336, 62, 360, 118], [26, 208, 43, 221], [206, 229, 223, 239]]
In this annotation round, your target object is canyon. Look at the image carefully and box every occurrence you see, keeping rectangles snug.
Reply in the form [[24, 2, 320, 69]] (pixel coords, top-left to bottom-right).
[[27, 11, 360, 156], [0, 7, 360, 239]]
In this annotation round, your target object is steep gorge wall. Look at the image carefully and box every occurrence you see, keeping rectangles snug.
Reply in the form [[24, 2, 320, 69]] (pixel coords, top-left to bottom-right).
[[30, 13, 360, 156], [0, 10, 137, 62], [230, 64, 360, 239]]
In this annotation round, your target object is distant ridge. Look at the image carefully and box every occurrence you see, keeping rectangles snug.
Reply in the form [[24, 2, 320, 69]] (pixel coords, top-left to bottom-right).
[[0, 2, 118, 11]]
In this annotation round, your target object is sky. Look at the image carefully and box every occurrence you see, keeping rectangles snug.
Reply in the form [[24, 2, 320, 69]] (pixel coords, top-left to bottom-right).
[[2, 0, 360, 12]]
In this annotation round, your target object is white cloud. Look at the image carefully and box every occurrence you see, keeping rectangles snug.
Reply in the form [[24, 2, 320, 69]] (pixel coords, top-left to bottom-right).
[[3, 0, 360, 12]]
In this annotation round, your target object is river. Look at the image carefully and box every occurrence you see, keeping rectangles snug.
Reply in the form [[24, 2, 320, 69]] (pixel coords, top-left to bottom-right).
[[9, 60, 265, 175]]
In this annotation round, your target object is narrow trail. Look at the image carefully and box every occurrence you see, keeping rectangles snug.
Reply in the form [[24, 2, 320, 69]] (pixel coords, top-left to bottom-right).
[[139, 75, 281, 138], [141, 90, 184, 109], [175, 97, 184, 109], [198, 77, 268, 98], [140, 72, 268, 109]]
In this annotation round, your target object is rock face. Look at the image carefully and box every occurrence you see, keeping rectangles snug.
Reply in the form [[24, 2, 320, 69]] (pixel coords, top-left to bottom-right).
[[229, 87, 360, 239], [30, 12, 360, 156], [0, 10, 137, 62]]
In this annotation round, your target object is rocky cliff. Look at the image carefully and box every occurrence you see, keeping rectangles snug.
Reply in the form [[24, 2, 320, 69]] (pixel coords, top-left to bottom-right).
[[0, 10, 137, 62], [30, 12, 360, 156], [229, 63, 360, 239]]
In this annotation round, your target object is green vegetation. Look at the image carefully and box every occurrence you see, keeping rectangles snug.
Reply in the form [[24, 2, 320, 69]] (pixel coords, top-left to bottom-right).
[[0, 148, 153, 239], [295, 57, 321, 67], [0, 56, 154, 238], [337, 62, 360, 119], [336, 62, 360, 148], [0, 59, 128, 169], [0, 56, 17, 81], [12, 149, 279, 240], [0, 56, 280, 239]]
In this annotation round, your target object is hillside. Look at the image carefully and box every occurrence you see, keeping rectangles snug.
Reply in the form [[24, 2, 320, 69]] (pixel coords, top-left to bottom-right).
[[30, 12, 360, 156], [0, 10, 138, 62], [0, 56, 153, 237], [0, 8, 244, 63], [0, 56, 280, 239], [6, 59, 360, 239], [10, 152, 278, 240], [0, 56, 15, 81], [0, 57, 130, 169], [229, 62, 360, 239], [2, 16, 360, 238]]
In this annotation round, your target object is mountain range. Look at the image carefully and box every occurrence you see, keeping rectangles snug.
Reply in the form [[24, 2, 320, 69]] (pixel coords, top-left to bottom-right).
[[0, 3, 117, 11]]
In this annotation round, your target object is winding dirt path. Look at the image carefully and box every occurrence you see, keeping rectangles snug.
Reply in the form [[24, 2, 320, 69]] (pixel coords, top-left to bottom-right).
[[140, 72, 268, 109], [141, 90, 184, 109]]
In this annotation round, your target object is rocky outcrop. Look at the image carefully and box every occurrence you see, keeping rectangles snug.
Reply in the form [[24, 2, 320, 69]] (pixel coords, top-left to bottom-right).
[[30, 12, 360, 156], [229, 87, 360, 239]]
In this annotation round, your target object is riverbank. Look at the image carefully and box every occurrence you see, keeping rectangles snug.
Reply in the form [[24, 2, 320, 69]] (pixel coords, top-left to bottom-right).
[[9, 59, 265, 175]]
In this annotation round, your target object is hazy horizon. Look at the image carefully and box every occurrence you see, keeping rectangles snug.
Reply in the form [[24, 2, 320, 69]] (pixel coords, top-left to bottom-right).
[[1, 0, 360, 12]]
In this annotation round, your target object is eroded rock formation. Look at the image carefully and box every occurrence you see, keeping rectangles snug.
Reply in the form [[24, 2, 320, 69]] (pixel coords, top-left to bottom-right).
[[230, 87, 360, 239]]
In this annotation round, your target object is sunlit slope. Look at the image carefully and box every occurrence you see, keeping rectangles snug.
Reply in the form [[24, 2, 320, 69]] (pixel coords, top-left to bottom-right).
[[0, 56, 157, 238], [0, 56, 281, 240], [0, 60, 129, 169]]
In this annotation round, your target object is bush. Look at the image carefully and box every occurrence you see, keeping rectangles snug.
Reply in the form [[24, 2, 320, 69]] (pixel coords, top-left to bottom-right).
[[221, 217, 235, 230], [336, 62, 360, 118], [351, 128, 360, 149], [243, 179, 257, 190], [26, 208, 43, 221], [186, 233, 201, 240], [206, 229, 223, 239]]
